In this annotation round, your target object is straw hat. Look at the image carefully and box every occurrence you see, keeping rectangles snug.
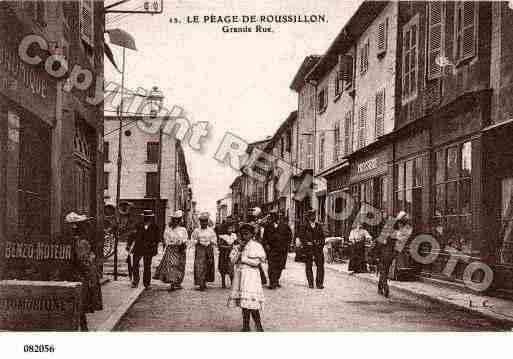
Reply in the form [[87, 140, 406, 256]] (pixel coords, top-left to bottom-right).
[[65, 212, 90, 223], [171, 210, 184, 219]]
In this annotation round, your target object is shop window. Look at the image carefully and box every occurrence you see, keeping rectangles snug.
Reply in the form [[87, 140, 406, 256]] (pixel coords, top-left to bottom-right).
[[499, 177, 513, 264], [394, 156, 424, 223], [433, 141, 473, 253], [73, 119, 94, 216]]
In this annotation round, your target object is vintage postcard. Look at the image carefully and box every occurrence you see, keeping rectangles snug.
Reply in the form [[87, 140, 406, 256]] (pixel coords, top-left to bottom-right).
[[1, 0, 513, 350]]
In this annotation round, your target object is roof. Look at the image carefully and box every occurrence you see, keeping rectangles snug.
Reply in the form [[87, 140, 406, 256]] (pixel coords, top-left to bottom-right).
[[263, 111, 298, 153], [306, 1, 389, 82], [289, 55, 322, 92]]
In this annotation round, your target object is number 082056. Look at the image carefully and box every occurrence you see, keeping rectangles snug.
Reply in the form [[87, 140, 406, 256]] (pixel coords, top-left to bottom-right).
[[23, 345, 55, 353]]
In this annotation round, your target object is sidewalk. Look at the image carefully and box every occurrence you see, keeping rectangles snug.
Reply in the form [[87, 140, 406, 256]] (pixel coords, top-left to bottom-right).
[[324, 259, 513, 329], [88, 246, 163, 331]]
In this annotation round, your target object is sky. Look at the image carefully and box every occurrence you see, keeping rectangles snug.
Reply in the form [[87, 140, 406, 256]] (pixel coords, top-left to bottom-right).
[[104, 0, 362, 217]]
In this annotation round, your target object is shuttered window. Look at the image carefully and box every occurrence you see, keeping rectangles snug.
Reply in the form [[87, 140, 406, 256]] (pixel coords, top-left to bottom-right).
[[334, 122, 340, 162], [455, 2, 477, 63], [358, 103, 367, 149], [375, 89, 385, 138], [307, 136, 313, 169], [402, 15, 419, 103], [319, 133, 325, 170], [377, 19, 388, 56], [80, 0, 94, 46], [343, 55, 354, 88], [428, 2, 444, 79], [344, 110, 353, 155], [146, 172, 159, 197], [360, 40, 369, 75]]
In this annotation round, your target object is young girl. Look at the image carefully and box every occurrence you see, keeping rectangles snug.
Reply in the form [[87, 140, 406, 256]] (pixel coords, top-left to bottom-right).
[[227, 222, 266, 332], [218, 223, 237, 288]]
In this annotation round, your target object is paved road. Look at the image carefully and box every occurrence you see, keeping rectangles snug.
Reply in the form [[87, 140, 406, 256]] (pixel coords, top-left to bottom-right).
[[116, 248, 505, 331]]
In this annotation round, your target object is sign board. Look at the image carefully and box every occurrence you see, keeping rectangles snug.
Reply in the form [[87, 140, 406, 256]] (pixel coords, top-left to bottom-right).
[[0, 280, 82, 331]]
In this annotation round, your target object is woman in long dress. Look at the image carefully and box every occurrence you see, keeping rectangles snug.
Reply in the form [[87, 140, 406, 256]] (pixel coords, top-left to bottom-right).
[[192, 212, 217, 291], [228, 222, 266, 332], [218, 222, 237, 288], [348, 220, 372, 273], [154, 210, 189, 291], [65, 212, 102, 331]]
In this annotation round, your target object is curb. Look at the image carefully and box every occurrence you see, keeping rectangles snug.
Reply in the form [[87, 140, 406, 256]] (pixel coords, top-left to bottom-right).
[[325, 264, 513, 329], [96, 286, 145, 331]]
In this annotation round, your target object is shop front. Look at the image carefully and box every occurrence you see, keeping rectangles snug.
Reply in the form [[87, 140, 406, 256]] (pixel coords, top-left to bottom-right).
[[324, 163, 350, 238], [347, 144, 393, 239], [0, 8, 60, 280]]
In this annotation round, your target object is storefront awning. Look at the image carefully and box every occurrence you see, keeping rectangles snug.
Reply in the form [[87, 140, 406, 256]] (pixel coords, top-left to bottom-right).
[[316, 160, 349, 178]]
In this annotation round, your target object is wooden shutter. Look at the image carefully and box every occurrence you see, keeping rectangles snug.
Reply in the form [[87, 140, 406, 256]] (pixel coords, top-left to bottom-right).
[[343, 55, 354, 87], [344, 110, 353, 155], [428, 2, 444, 79], [375, 89, 385, 138], [358, 104, 367, 149], [80, 0, 94, 46], [377, 19, 388, 56], [334, 123, 340, 161], [462, 2, 476, 60], [402, 27, 411, 100]]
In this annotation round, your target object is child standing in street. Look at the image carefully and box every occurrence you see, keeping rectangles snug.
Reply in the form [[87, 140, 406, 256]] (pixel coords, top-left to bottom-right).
[[227, 222, 266, 331]]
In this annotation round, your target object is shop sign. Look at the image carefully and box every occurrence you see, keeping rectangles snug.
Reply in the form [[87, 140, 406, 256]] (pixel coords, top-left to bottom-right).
[[357, 158, 378, 174], [0, 280, 82, 330], [0, 45, 48, 99]]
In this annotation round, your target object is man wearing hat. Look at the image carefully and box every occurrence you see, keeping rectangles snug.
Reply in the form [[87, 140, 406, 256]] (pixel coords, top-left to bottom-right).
[[191, 212, 217, 290], [262, 209, 292, 289], [296, 209, 326, 289], [126, 209, 161, 289]]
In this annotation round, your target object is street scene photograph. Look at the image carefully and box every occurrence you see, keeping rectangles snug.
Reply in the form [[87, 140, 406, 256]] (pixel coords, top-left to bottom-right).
[[2, 0, 513, 349]]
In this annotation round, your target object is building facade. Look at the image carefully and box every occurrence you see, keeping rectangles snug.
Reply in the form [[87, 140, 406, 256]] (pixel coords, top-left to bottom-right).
[[0, 1, 104, 280], [103, 116, 192, 231]]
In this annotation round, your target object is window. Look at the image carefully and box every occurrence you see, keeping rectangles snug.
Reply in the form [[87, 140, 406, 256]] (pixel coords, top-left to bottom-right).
[[360, 39, 369, 75], [104, 172, 109, 190], [317, 87, 328, 113], [395, 156, 424, 222], [427, 2, 445, 79], [377, 18, 388, 57], [335, 70, 343, 97], [80, 0, 94, 46], [147, 142, 159, 163], [104, 141, 110, 162], [286, 130, 292, 152], [342, 55, 354, 89], [433, 141, 473, 253], [344, 110, 353, 155], [358, 103, 367, 149], [375, 89, 385, 139], [146, 172, 159, 197], [306, 136, 313, 169], [454, 2, 477, 63], [319, 133, 325, 170], [402, 15, 419, 103], [334, 122, 340, 162]]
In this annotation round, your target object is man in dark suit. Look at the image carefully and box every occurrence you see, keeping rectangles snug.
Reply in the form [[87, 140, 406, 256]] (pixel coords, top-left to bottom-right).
[[296, 210, 325, 289], [262, 210, 292, 289], [126, 209, 161, 290]]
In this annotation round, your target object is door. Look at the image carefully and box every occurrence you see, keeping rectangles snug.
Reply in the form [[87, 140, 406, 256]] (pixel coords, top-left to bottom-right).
[[499, 177, 513, 264]]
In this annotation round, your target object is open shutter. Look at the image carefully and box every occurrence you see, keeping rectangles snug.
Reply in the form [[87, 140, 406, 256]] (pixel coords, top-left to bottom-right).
[[428, 2, 444, 79], [344, 110, 353, 155], [375, 89, 385, 138], [402, 27, 411, 100], [80, 0, 94, 46], [462, 2, 476, 60], [377, 19, 388, 56], [343, 55, 354, 88], [358, 104, 367, 149]]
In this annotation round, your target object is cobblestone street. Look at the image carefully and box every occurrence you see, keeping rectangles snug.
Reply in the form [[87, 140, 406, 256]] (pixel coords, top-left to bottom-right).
[[115, 249, 505, 331]]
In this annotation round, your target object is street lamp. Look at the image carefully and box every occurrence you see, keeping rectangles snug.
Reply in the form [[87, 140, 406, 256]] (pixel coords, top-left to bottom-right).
[[106, 28, 137, 281]]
